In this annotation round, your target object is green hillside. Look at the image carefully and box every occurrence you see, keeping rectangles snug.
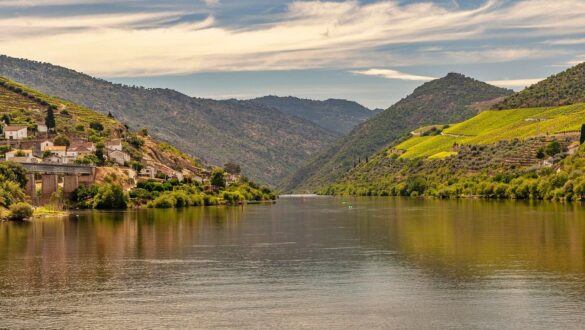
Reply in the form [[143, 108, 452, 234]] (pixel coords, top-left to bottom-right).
[[395, 104, 585, 159], [494, 62, 585, 109], [282, 73, 513, 192], [326, 92, 585, 201], [0, 77, 276, 218]]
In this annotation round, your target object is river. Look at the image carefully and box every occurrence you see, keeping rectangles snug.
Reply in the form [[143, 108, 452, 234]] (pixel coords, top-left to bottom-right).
[[1, 197, 585, 329]]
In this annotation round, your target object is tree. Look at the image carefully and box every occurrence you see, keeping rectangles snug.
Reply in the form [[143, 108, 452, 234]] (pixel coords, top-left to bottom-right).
[[130, 161, 143, 172], [45, 106, 56, 132], [108, 112, 114, 118], [1, 114, 11, 125], [8, 202, 33, 220], [210, 168, 226, 188], [93, 184, 128, 209], [139, 128, 148, 137], [53, 134, 70, 147], [580, 124, 585, 145], [89, 121, 104, 131], [545, 141, 561, 157], [224, 162, 241, 175], [536, 148, 545, 159]]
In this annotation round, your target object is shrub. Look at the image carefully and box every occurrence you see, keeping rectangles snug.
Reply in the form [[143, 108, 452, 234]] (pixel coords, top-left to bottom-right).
[[89, 121, 104, 131], [545, 141, 561, 157], [210, 168, 226, 188], [9, 202, 33, 220], [149, 194, 176, 208], [93, 184, 128, 209], [54, 134, 70, 147]]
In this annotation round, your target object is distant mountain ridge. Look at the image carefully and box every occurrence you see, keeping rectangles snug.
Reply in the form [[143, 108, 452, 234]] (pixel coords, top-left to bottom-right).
[[282, 73, 514, 192], [252, 96, 377, 134], [494, 62, 585, 109], [0, 55, 337, 186]]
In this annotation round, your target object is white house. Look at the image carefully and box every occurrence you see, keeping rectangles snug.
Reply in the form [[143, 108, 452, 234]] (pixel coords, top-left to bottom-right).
[[140, 166, 157, 178], [40, 140, 54, 151], [109, 150, 130, 165], [10, 156, 41, 164], [70, 141, 96, 153], [44, 146, 67, 157], [4, 125, 27, 140], [36, 122, 48, 133], [105, 139, 123, 151], [5, 149, 34, 162]]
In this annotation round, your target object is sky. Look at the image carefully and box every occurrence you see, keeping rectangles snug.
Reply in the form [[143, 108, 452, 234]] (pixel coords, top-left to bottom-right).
[[1, 0, 585, 109]]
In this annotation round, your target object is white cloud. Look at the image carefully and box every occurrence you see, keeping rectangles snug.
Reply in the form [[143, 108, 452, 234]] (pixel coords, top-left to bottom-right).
[[352, 69, 436, 81], [1, 0, 585, 76], [543, 37, 585, 46], [203, 0, 220, 7], [487, 78, 543, 88]]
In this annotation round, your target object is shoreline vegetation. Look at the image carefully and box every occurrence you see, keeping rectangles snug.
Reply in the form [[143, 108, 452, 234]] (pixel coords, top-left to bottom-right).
[[0, 162, 277, 222]]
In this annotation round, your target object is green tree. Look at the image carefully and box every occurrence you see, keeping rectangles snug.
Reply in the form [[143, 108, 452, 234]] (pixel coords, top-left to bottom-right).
[[224, 162, 241, 175], [545, 141, 561, 157], [580, 124, 585, 145], [210, 168, 226, 188], [45, 106, 56, 131], [53, 134, 70, 147], [93, 184, 128, 209], [1, 114, 10, 125], [8, 202, 33, 220], [89, 121, 104, 131]]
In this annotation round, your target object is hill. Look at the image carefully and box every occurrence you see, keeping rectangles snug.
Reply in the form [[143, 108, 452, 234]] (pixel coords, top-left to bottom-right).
[[282, 73, 513, 192], [0, 76, 205, 177], [0, 77, 277, 215], [251, 96, 377, 134], [495, 62, 585, 109], [393, 104, 585, 159], [0, 55, 337, 186]]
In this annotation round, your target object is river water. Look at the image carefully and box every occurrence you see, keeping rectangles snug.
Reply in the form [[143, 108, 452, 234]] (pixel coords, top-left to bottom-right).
[[1, 197, 585, 329]]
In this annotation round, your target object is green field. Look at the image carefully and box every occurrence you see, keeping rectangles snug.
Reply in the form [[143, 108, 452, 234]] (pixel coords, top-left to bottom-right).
[[395, 104, 585, 159]]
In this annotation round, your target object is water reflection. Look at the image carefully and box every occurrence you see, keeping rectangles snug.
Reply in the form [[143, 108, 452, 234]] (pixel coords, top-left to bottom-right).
[[1, 198, 585, 328]]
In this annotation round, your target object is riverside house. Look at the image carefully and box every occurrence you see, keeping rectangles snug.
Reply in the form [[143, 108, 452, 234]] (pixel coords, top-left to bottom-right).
[[4, 125, 27, 140]]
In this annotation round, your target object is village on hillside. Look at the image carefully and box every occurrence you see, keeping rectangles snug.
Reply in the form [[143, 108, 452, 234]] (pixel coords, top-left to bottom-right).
[[0, 119, 241, 188]]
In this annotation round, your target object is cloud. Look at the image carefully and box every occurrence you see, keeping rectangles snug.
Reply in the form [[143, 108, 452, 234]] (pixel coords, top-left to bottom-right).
[[203, 0, 220, 7], [487, 78, 543, 88], [543, 37, 585, 46], [352, 69, 436, 81], [1, 0, 585, 76]]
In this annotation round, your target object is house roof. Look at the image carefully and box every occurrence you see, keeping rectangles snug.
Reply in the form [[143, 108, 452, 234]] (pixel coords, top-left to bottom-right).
[[45, 146, 67, 152], [9, 157, 39, 163], [9, 149, 33, 154], [4, 125, 27, 132], [70, 145, 93, 152], [109, 150, 129, 157]]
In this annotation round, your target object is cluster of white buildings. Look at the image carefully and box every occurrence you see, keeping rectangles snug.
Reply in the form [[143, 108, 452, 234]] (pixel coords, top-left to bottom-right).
[[2, 123, 199, 182]]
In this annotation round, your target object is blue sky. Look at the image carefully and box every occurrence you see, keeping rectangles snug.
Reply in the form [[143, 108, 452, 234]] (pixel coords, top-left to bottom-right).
[[1, 0, 585, 109]]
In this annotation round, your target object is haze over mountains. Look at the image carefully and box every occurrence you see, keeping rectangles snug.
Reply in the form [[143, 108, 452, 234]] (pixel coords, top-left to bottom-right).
[[252, 96, 379, 135], [0, 55, 372, 186], [282, 73, 514, 192]]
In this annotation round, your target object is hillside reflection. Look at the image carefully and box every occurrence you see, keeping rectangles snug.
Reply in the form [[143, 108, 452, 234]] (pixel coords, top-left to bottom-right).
[[1, 199, 585, 294]]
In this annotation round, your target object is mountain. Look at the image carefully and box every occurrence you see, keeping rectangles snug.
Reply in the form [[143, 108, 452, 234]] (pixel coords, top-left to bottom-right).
[[282, 73, 513, 192], [494, 62, 585, 109], [251, 96, 377, 134], [0, 55, 337, 186], [325, 102, 585, 200]]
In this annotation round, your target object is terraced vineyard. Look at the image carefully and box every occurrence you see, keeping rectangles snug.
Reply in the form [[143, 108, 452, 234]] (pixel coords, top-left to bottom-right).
[[394, 104, 585, 159], [0, 77, 122, 139]]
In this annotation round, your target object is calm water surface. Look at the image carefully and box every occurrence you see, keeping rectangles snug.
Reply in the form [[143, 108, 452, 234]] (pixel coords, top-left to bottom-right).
[[1, 197, 585, 329]]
